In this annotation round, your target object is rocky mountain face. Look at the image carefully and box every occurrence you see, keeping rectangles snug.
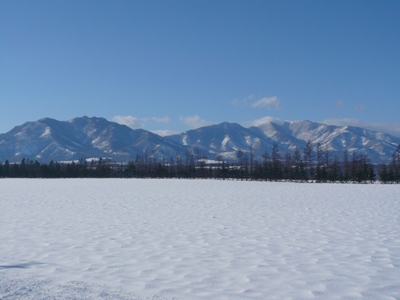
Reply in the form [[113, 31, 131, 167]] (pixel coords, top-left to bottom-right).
[[0, 116, 399, 164]]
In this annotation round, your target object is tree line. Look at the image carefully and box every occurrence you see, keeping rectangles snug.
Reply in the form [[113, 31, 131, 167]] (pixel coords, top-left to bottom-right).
[[1, 142, 399, 183]]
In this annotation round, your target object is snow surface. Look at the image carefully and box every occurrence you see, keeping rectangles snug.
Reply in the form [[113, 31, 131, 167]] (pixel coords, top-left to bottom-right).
[[1, 179, 399, 299]]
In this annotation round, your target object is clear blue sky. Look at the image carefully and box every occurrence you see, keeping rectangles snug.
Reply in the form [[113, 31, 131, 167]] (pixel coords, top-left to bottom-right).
[[1, 0, 400, 136]]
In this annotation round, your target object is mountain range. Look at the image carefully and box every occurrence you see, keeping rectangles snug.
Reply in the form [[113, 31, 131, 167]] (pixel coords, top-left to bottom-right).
[[0, 116, 399, 164]]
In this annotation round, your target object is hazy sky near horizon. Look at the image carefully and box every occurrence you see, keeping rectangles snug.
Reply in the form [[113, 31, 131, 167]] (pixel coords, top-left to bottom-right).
[[1, 0, 400, 136]]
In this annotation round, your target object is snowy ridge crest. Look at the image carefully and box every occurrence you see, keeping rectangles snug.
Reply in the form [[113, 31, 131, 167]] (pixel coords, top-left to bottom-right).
[[0, 116, 399, 163]]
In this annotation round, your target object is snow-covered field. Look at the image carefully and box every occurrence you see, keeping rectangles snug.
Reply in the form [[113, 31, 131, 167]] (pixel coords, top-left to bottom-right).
[[1, 179, 399, 300]]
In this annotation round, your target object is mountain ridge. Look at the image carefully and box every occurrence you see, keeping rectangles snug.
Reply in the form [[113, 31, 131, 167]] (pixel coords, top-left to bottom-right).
[[0, 116, 399, 164]]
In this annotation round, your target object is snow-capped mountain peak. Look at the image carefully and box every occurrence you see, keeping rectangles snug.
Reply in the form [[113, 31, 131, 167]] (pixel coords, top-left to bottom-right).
[[0, 117, 399, 163]]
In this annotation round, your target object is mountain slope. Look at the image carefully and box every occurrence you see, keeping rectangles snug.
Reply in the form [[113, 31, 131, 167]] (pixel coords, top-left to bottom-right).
[[281, 121, 399, 163], [0, 117, 399, 164], [166, 120, 400, 163], [0, 117, 189, 162], [166, 122, 279, 161]]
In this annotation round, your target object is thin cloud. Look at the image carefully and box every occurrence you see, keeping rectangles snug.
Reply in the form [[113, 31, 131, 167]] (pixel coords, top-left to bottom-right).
[[251, 96, 281, 109], [247, 116, 287, 127], [112, 115, 143, 129], [337, 100, 344, 110], [323, 118, 400, 138], [148, 116, 170, 124], [232, 94, 254, 107], [112, 115, 170, 129], [354, 104, 366, 111], [152, 129, 178, 137], [180, 115, 213, 129]]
